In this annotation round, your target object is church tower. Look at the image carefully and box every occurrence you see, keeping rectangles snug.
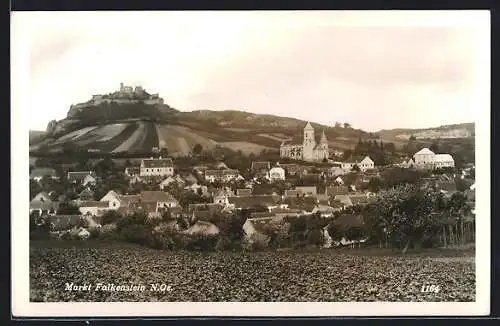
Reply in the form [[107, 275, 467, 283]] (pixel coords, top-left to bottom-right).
[[318, 130, 329, 161], [303, 122, 316, 161]]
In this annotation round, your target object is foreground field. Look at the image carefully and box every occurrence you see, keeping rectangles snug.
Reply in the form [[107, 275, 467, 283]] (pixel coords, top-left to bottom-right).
[[30, 243, 475, 302]]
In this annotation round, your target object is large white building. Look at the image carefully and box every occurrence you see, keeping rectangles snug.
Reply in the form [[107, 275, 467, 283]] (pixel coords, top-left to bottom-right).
[[412, 148, 455, 169], [140, 158, 174, 177], [280, 122, 329, 162]]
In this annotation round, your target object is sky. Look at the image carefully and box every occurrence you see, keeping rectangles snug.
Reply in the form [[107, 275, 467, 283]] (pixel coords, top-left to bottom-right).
[[11, 11, 489, 132]]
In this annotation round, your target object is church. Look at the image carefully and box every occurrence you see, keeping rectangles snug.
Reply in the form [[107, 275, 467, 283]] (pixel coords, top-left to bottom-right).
[[280, 122, 329, 162]]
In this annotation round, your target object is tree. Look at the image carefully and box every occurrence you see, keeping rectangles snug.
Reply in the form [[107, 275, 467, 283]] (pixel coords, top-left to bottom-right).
[[352, 165, 361, 172], [101, 210, 122, 225], [192, 143, 203, 156], [385, 142, 396, 153], [430, 141, 440, 153], [409, 135, 416, 141], [369, 184, 445, 253], [343, 122, 351, 129]]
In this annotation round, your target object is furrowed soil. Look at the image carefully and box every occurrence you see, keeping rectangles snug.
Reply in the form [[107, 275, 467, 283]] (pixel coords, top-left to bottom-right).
[[30, 242, 475, 302]]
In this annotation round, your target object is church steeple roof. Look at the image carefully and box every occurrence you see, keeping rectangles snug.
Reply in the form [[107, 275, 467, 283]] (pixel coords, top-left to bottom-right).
[[320, 130, 328, 144], [304, 121, 314, 130]]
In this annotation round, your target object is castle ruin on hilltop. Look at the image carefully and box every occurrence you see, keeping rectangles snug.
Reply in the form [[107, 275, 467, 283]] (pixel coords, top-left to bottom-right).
[[70, 83, 165, 112]]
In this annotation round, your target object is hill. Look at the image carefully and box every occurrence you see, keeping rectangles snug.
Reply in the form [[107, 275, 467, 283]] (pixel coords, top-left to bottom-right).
[[376, 123, 474, 141], [29, 95, 377, 156], [28, 87, 473, 158]]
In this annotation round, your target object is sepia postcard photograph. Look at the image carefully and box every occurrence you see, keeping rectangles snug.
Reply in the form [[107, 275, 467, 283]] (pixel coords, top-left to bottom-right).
[[11, 10, 490, 317]]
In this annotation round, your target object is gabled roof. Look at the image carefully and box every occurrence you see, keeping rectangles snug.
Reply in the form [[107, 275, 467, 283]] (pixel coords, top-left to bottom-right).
[[334, 195, 353, 207], [295, 186, 317, 195], [283, 196, 318, 212], [140, 191, 178, 203], [141, 158, 173, 168], [228, 195, 281, 209], [434, 154, 454, 162], [304, 121, 314, 130], [119, 194, 141, 206], [414, 148, 435, 156], [79, 188, 94, 197], [79, 201, 110, 208], [188, 203, 224, 213], [31, 191, 52, 202]]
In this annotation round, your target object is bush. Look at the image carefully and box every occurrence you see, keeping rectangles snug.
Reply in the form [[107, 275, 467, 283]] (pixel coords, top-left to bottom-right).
[[242, 232, 270, 252], [101, 210, 122, 225], [185, 235, 218, 252]]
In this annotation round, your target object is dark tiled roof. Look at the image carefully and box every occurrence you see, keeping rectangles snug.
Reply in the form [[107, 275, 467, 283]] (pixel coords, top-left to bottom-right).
[[295, 186, 317, 195], [79, 201, 109, 208], [228, 195, 280, 209], [141, 158, 173, 168], [30, 168, 57, 179], [283, 196, 318, 212], [205, 169, 239, 176], [140, 191, 177, 203], [326, 186, 349, 196], [237, 189, 252, 196], [188, 203, 224, 213], [30, 201, 60, 210]]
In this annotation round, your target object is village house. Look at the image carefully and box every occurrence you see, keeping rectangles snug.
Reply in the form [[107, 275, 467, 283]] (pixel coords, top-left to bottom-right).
[[357, 156, 375, 172], [140, 157, 174, 177], [99, 190, 123, 210], [78, 188, 95, 201], [132, 191, 179, 218], [333, 195, 353, 208], [270, 207, 303, 218], [31, 191, 52, 203], [212, 188, 234, 205], [78, 201, 110, 216], [204, 169, 240, 183], [159, 175, 186, 190], [269, 166, 286, 182], [412, 148, 455, 169], [184, 183, 208, 195], [284, 189, 299, 198], [282, 196, 318, 214], [30, 167, 59, 182], [328, 163, 344, 177], [67, 171, 97, 186], [182, 220, 220, 236], [30, 193, 60, 216], [295, 186, 318, 197], [128, 175, 144, 185], [311, 204, 338, 218], [322, 214, 366, 248], [227, 195, 282, 211]]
